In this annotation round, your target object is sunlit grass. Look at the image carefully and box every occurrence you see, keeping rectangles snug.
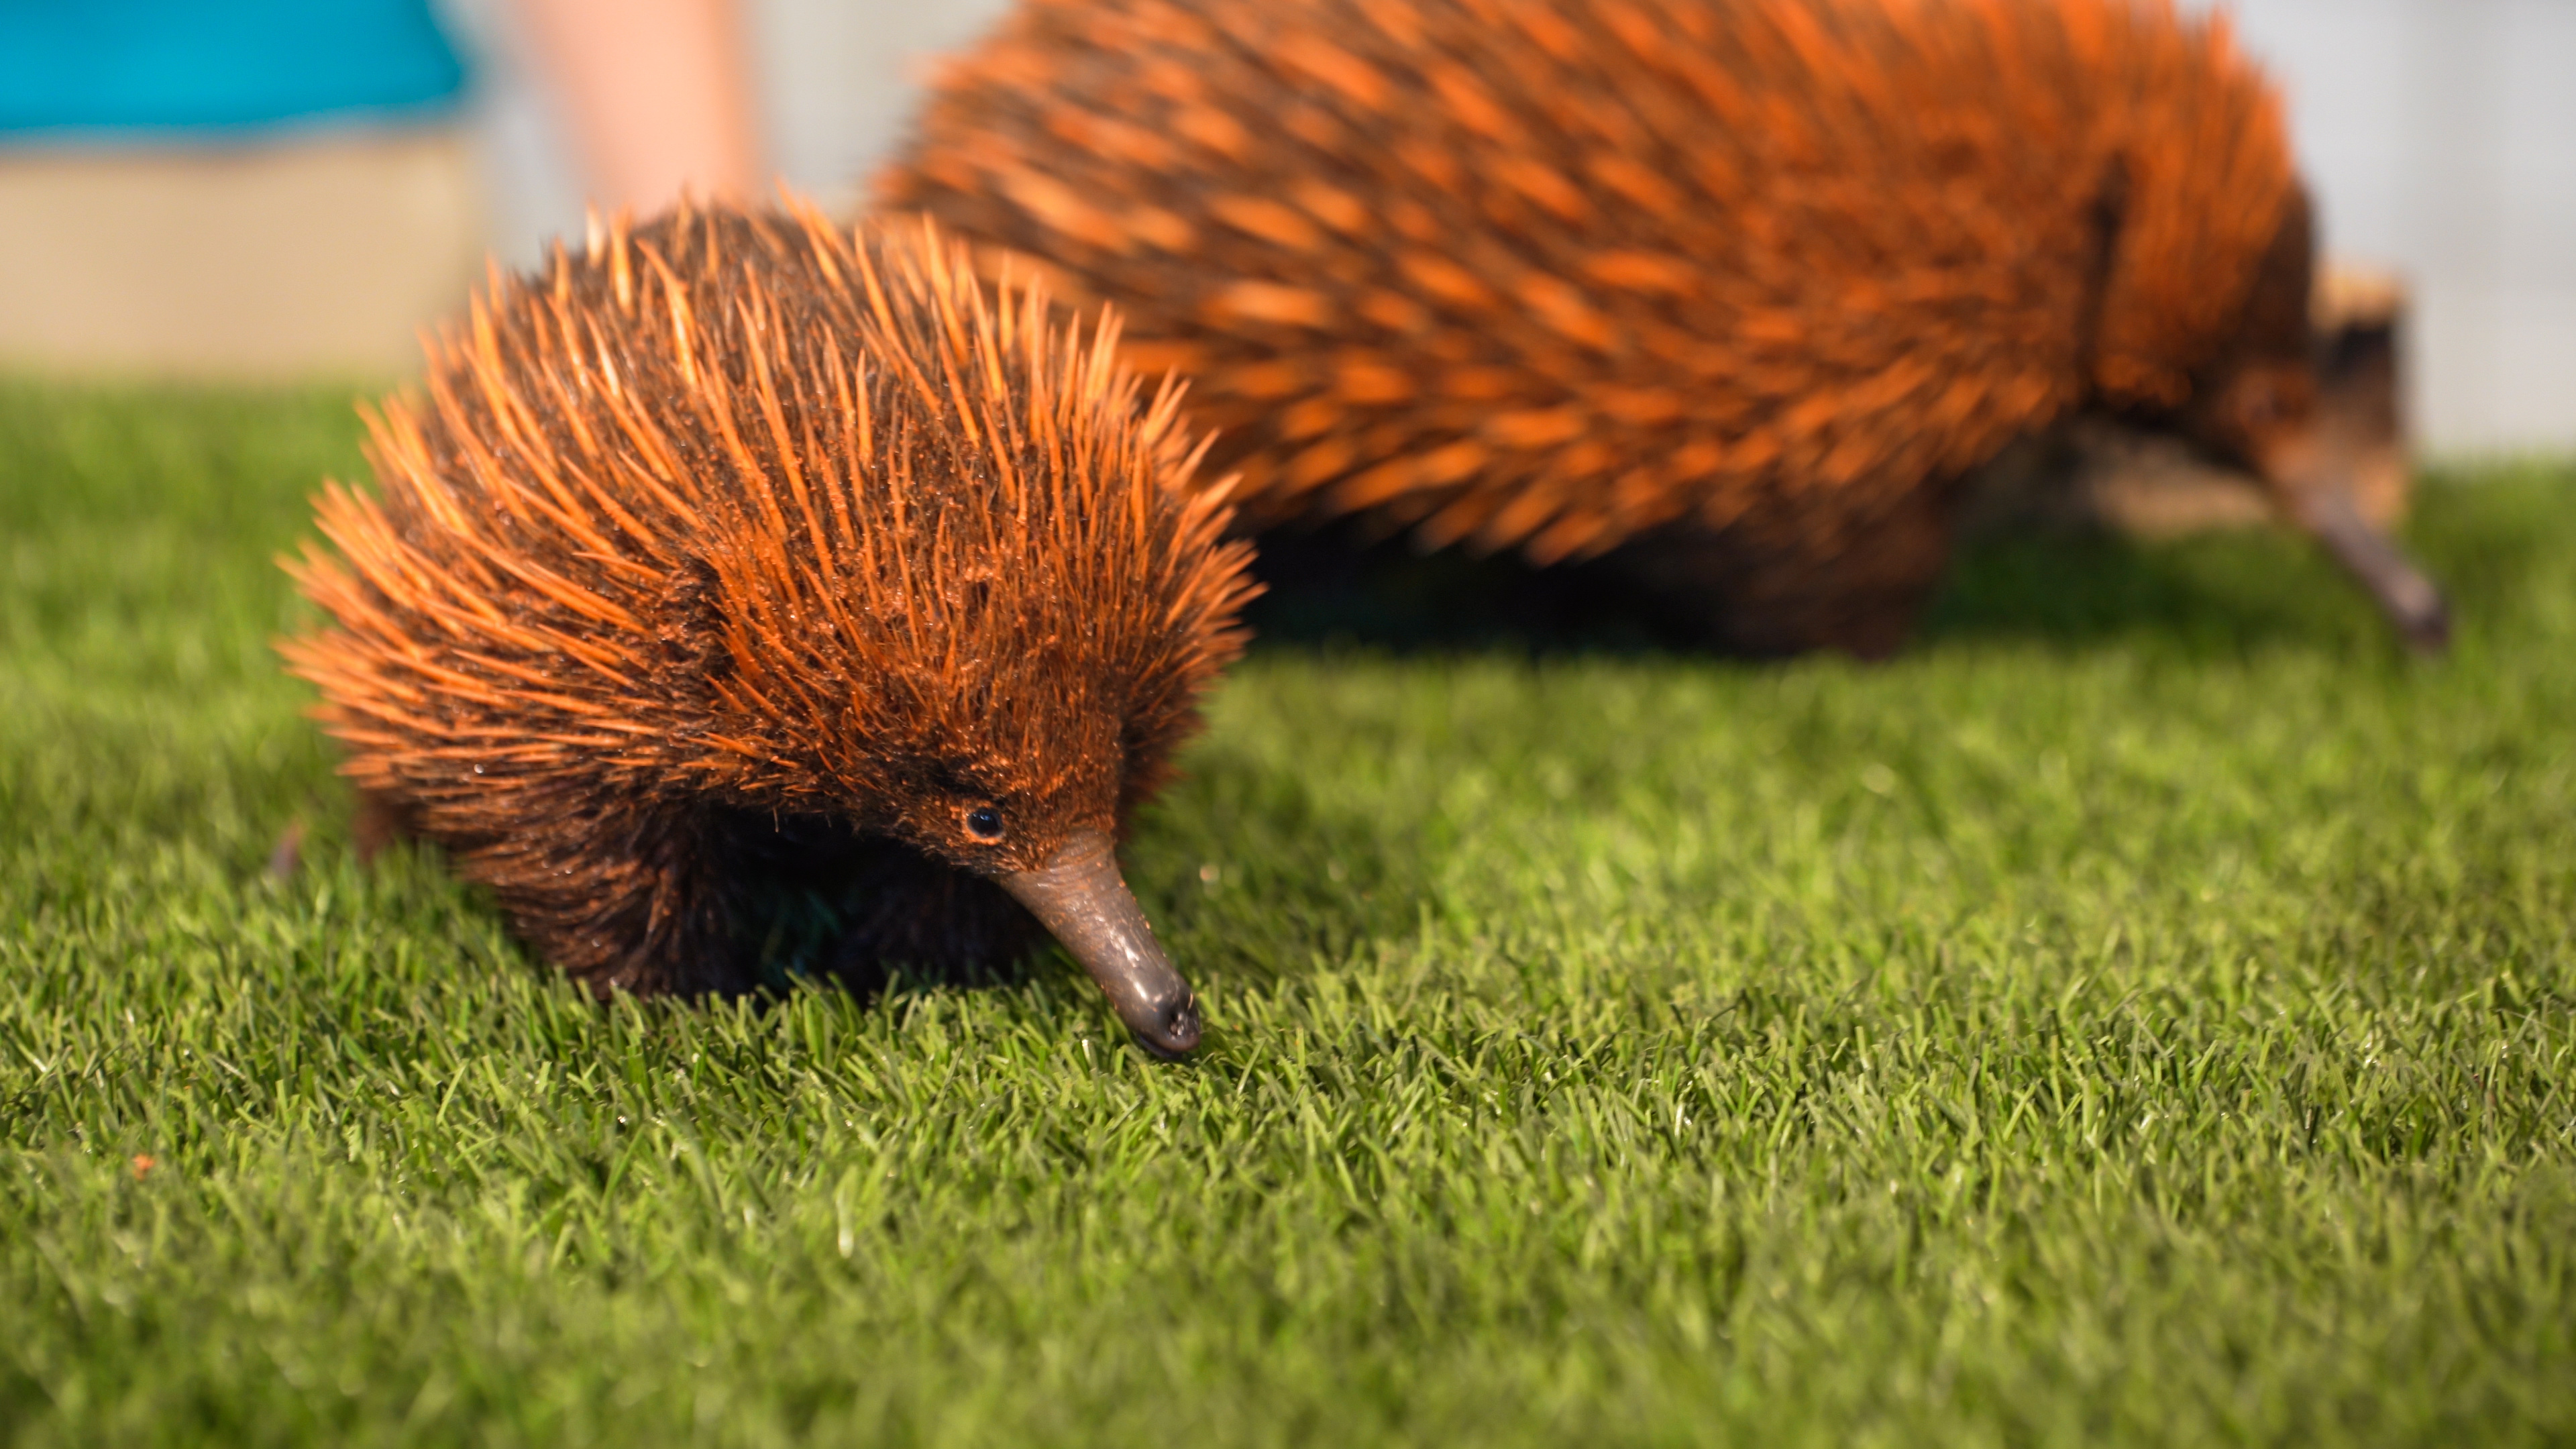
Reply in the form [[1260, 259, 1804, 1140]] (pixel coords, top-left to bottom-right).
[[3, 378, 2571, 1446]]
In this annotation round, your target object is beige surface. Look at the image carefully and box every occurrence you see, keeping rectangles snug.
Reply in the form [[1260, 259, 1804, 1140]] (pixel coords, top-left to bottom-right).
[[0, 128, 484, 382]]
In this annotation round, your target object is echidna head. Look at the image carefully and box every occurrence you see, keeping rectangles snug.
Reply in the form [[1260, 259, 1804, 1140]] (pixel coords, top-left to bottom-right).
[[672, 255, 1250, 1058], [2176, 186, 2449, 651], [838, 647, 1205, 1058], [686, 480, 1234, 1057]]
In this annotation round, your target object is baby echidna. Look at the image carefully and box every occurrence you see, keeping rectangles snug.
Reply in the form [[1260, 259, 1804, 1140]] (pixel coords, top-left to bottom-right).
[[879, 0, 2449, 655], [282, 204, 1256, 1057]]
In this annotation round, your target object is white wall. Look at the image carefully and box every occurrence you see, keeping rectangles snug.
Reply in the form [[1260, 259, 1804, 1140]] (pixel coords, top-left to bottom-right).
[[451, 0, 2576, 458], [2224, 0, 2576, 455]]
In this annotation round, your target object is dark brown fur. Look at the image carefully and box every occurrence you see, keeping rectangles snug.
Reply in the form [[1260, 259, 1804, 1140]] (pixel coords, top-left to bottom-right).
[[284, 204, 1256, 996], [880, 0, 2385, 654]]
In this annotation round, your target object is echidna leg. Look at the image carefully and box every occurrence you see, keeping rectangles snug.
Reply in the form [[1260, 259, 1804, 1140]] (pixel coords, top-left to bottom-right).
[[1618, 487, 1960, 659], [419, 787, 750, 998], [351, 788, 421, 866], [700, 810, 1043, 994]]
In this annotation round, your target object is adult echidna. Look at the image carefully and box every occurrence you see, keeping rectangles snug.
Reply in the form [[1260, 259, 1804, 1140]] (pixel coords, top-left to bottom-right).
[[878, 0, 2449, 655], [282, 203, 1256, 1057]]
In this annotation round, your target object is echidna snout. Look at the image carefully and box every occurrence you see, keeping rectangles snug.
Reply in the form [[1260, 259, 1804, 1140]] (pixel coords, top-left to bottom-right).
[[859, 701, 1201, 1055], [2164, 188, 2449, 652], [1000, 830, 1201, 1057], [2188, 362, 2450, 651]]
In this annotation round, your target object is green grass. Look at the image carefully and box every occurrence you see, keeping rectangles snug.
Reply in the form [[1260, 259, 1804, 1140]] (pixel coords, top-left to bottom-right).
[[2, 376, 2571, 1447]]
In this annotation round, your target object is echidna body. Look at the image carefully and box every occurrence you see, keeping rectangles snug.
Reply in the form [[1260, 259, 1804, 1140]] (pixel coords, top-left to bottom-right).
[[880, 0, 2447, 654], [283, 206, 1255, 1055]]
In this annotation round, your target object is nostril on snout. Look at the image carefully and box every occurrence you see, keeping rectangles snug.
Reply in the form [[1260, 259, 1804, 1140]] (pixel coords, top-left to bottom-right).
[[1137, 994, 1203, 1060]]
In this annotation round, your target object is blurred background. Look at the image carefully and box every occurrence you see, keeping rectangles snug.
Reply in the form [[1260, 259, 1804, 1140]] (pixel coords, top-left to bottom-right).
[[1, 0, 2569, 458]]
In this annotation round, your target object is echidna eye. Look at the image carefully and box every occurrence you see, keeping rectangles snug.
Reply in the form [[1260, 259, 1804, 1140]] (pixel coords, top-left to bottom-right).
[[965, 806, 1005, 841]]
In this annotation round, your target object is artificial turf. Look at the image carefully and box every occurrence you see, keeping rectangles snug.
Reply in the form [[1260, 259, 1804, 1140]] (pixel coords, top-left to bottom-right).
[[1, 376, 2571, 1446]]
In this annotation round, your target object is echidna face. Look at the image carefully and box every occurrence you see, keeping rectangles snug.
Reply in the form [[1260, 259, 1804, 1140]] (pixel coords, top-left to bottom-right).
[[836, 645, 1203, 1059], [2187, 354, 2449, 653], [2165, 187, 2449, 651], [2184, 358, 2318, 475]]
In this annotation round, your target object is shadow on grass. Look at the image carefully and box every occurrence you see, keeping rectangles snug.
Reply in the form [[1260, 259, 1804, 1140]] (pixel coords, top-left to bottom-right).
[[1920, 528, 2373, 654], [1240, 522, 1685, 658], [1931, 470, 2571, 655], [1125, 748, 1438, 989], [287, 762, 1438, 1034], [1241, 476, 2562, 661], [271, 470, 2575, 1038]]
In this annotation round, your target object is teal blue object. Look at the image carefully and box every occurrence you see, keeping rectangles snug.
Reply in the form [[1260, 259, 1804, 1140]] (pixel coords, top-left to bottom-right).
[[0, 0, 469, 137]]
